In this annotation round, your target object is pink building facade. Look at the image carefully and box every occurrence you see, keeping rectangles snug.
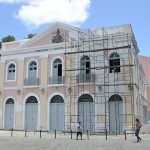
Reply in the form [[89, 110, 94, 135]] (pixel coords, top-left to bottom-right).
[[0, 22, 148, 134], [138, 55, 150, 121]]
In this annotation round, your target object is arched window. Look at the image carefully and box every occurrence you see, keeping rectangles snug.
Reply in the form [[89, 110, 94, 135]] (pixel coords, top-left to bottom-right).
[[6, 98, 14, 104], [53, 58, 62, 77], [7, 63, 15, 80], [51, 58, 63, 84], [51, 95, 64, 103], [79, 94, 93, 102], [28, 61, 37, 79], [26, 96, 38, 103], [80, 56, 90, 74], [77, 56, 92, 83], [109, 53, 120, 73], [109, 94, 123, 101]]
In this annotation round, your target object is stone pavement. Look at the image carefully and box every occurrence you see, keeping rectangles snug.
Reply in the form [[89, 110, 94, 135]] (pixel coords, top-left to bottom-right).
[[0, 130, 150, 150], [141, 124, 150, 134]]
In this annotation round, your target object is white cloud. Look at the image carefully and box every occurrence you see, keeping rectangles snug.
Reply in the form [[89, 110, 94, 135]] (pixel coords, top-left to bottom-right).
[[1, 0, 91, 28]]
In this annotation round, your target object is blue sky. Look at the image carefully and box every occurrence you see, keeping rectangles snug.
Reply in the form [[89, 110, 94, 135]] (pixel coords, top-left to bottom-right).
[[0, 0, 149, 56]]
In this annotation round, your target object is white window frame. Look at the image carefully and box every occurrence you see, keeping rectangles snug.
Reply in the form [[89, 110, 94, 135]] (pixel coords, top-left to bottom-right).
[[26, 59, 38, 79], [50, 56, 64, 77], [6, 62, 17, 82]]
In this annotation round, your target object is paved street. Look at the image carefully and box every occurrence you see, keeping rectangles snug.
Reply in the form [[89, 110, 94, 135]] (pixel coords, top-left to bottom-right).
[[0, 131, 150, 150]]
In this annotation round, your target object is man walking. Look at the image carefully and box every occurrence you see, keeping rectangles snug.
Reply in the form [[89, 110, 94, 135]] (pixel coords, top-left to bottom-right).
[[76, 122, 82, 140]]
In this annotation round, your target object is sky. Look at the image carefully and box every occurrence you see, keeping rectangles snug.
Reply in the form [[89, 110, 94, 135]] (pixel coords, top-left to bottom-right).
[[0, 0, 149, 56]]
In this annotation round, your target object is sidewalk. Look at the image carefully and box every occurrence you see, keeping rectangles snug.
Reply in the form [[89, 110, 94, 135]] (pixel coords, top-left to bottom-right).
[[0, 130, 150, 150], [140, 123, 150, 134]]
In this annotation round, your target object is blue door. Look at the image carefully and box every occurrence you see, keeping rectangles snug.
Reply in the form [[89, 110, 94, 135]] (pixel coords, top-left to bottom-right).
[[25, 96, 38, 131], [78, 94, 94, 133], [5, 98, 14, 129], [109, 94, 123, 134], [50, 95, 65, 131]]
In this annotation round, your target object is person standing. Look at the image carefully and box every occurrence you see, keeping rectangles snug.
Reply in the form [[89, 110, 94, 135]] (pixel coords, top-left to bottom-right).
[[135, 118, 142, 142], [76, 122, 82, 140]]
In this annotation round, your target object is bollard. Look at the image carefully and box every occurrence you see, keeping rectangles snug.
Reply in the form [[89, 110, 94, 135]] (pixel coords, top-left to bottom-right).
[[25, 130, 27, 137], [40, 130, 41, 138], [11, 128, 13, 137], [71, 130, 72, 139], [105, 129, 107, 140], [124, 130, 127, 140], [87, 130, 89, 140], [55, 130, 56, 139]]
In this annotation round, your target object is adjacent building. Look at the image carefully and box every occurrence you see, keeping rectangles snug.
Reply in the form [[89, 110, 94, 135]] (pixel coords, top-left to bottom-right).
[[138, 55, 150, 122]]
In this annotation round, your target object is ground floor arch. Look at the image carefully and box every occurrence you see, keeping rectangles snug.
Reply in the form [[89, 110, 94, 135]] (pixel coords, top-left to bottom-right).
[[78, 94, 95, 133], [50, 95, 65, 131], [109, 94, 123, 134], [25, 96, 38, 131], [5, 98, 15, 129]]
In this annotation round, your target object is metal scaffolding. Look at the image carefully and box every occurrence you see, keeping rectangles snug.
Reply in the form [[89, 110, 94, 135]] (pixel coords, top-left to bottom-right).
[[64, 27, 136, 135]]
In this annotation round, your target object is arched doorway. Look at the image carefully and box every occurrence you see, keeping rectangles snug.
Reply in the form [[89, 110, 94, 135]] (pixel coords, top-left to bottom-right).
[[25, 96, 38, 131], [50, 95, 65, 131], [78, 94, 94, 132], [5, 98, 15, 129], [109, 94, 123, 134]]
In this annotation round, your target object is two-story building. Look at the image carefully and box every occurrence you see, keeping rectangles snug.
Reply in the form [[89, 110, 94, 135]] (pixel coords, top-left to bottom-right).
[[0, 22, 148, 134]]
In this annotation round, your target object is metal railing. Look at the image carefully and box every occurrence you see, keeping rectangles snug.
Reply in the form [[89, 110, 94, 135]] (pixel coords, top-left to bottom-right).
[[76, 74, 95, 83], [49, 76, 65, 84], [24, 78, 39, 86]]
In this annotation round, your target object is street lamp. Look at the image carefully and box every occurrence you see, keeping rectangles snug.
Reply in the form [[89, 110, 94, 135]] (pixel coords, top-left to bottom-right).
[[41, 88, 45, 94], [16, 89, 21, 95]]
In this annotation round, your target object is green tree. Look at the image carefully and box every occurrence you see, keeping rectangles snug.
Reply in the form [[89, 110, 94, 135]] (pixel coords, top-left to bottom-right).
[[1, 35, 15, 42], [27, 33, 36, 39]]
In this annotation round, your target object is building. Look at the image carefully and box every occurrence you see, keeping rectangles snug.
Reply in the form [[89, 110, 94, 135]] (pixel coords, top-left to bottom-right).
[[138, 55, 150, 122], [0, 22, 147, 134]]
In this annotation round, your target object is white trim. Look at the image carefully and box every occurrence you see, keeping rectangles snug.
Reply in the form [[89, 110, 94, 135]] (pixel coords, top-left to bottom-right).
[[23, 93, 40, 130], [48, 84, 64, 87], [3, 87, 17, 89], [1, 45, 71, 61], [47, 92, 66, 131], [23, 85, 40, 88], [5, 62, 17, 82], [3, 97, 16, 129]]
